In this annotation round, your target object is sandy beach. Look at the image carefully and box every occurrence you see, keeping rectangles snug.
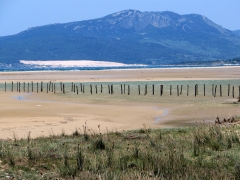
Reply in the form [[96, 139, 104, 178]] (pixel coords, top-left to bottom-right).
[[0, 67, 240, 139]]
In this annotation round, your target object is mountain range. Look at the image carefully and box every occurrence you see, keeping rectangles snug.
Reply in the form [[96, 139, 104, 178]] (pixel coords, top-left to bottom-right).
[[1, 9, 240, 65]]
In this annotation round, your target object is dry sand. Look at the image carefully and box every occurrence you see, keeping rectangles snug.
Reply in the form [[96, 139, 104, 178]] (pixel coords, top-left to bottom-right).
[[0, 67, 240, 139]]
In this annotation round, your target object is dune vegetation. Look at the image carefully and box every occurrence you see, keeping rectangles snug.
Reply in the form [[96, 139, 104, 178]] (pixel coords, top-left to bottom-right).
[[0, 118, 240, 179]]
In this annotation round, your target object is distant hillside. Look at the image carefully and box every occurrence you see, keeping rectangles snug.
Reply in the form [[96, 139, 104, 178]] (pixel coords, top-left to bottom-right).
[[1, 9, 240, 65], [234, 30, 240, 36]]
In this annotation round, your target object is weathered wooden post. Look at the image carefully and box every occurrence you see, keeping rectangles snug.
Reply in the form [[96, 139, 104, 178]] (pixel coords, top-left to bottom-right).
[[54, 84, 56, 94], [204, 84, 205, 96], [128, 85, 130, 95], [60, 82, 63, 91], [232, 86, 235, 98], [144, 84, 147, 95], [41, 82, 43, 92], [49, 81, 51, 91], [51, 83, 53, 92], [101, 84, 102, 93], [11, 82, 13, 92], [108, 85, 110, 94], [194, 84, 196, 97], [47, 84, 49, 93], [74, 84, 75, 93], [160, 85, 163, 96], [63, 84, 65, 94], [32, 81, 33, 92], [111, 84, 114, 94], [212, 84, 214, 96], [37, 82, 38, 93], [19, 82, 20, 93], [170, 85, 172, 95], [177, 85, 179, 96], [83, 84, 85, 93], [187, 84, 189, 96], [124, 84, 125, 94], [95, 85, 97, 94], [17, 82, 18, 92], [121, 84, 123, 94], [90, 84, 92, 94], [180, 85, 183, 95], [71, 82, 73, 92], [138, 85, 140, 95], [152, 84, 154, 95], [220, 85, 222, 97], [5, 82, 6, 92], [76, 86, 78, 94], [228, 84, 230, 96], [214, 85, 217, 97]]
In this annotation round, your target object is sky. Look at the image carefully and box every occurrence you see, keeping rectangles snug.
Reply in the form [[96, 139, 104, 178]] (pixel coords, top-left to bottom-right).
[[0, 0, 240, 37]]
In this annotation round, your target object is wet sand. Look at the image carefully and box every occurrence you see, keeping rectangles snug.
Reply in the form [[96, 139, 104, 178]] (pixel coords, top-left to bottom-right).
[[0, 67, 239, 139]]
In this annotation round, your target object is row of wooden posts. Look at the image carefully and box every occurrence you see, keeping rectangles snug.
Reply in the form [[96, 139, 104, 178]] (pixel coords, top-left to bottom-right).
[[2, 81, 240, 97]]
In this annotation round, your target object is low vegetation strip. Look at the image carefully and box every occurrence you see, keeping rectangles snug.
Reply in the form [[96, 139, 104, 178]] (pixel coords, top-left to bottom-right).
[[1, 118, 240, 179]]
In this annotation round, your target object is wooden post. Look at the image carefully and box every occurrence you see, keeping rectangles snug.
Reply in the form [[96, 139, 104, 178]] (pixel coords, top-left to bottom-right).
[[37, 82, 38, 93], [160, 85, 163, 96], [128, 85, 130, 95], [76, 86, 78, 94], [32, 81, 33, 92], [220, 85, 222, 97], [63, 84, 65, 94], [60, 82, 63, 91], [41, 82, 43, 92], [108, 85, 110, 94], [228, 84, 230, 96], [187, 84, 189, 96], [144, 84, 147, 95], [24, 82, 25, 92], [233, 86, 234, 98], [51, 83, 53, 92], [212, 84, 214, 96], [49, 81, 51, 91], [111, 84, 114, 94], [170, 85, 172, 95], [177, 85, 179, 96], [74, 84, 75, 93], [71, 82, 73, 92], [11, 82, 13, 92], [5, 82, 6, 92], [95, 85, 97, 94], [101, 84, 102, 93], [214, 85, 217, 97], [138, 85, 140, 95], [90, 84, 92, 94], [83, 85, 85, 93], [17, 82, 18, 92], [47, 84, 49, 93], [194, 84, 196, 97], [54, 84, 56, 94], [204, 84, 205, 96], [124, 84, 125, 94], [152, 84, 154, 95], [180, 85, 183, 95], [19, 82, 20, 93], [121, 84, 123, 94]]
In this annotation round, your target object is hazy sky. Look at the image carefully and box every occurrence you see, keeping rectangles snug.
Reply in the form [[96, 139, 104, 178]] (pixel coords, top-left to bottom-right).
[[1, 0, 240, 36]]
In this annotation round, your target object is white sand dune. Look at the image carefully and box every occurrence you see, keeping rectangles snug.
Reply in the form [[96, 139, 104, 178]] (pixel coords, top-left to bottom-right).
[[20, 60, 143, 67]]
